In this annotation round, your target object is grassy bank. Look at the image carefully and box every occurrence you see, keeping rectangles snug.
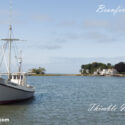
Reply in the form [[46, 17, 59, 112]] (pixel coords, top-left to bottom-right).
[[30, 73, 125, 77], [31, 74, 82, 76]]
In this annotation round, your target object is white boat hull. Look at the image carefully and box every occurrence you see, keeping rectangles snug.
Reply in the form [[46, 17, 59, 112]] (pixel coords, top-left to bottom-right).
[[0, 79, 35, 104]]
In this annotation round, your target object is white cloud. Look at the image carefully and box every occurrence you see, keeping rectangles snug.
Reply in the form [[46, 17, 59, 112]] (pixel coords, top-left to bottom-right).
[[40, 45, 61, 50], [0, 9, 20, 24], [83, 19, 109, 29], [83, 16, 125, 33], [32, 13, 53, 22], [85, 32, 117, 43], [27, 44, 62, 50], [57, 20, 77, 27]]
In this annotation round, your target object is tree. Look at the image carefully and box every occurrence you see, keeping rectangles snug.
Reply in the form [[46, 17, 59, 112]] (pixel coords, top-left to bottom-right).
[[31, 67, 46, 74], [38, 67, 46, 74], [80, 62, 113, 74], [107, 63, 112, 68], [114, 62, 125, 73]]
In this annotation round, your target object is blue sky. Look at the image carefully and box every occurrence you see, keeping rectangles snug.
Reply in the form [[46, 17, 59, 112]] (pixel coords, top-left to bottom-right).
[[0, 0, 125, 73]]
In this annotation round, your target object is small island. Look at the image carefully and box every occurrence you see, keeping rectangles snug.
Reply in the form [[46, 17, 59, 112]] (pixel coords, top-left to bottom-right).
[[80, 62, 125, 77], [28, 67, 46, 75]]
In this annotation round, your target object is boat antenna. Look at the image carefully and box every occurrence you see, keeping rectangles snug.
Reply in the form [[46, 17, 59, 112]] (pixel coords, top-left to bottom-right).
[[18, 50, 22, 73], [9, 0, 12, 26]]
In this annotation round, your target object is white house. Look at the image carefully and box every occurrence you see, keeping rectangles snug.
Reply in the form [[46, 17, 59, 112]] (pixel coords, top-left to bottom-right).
[[100, 68, 117, 75], [93, 68, 101, 75], [93, 68, 117, 75]]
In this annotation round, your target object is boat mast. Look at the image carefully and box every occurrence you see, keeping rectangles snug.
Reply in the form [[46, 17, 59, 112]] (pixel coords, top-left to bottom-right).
[[8, 0, 12, 79], [8, 25, 12, 79], [8, 0, 12, 80]]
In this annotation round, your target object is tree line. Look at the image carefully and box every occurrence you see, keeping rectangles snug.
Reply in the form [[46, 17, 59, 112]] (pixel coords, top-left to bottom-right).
[[80, 62, 125, 74], [30, 67, 46, 74]]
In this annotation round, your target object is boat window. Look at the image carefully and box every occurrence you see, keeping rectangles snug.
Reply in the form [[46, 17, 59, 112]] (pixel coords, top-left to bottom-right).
[[9, 75, 12, 79], [17, 75, 20, 79], [21, 75, 23, 79], [13, 75, 23, 79], [14, 75, 16, 79]]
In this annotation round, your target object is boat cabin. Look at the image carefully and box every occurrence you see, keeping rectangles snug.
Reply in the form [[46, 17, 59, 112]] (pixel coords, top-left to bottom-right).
[[10, 73, 26, 86]]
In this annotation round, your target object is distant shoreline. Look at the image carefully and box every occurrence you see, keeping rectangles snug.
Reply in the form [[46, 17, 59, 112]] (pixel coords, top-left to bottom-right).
[[31, 74, 82, 76], [30, 74, 125, 77]]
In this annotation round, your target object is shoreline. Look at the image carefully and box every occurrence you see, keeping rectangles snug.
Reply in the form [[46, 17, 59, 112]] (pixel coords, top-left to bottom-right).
[[31, 74, 82, 76], [30, 73, 125, 77]]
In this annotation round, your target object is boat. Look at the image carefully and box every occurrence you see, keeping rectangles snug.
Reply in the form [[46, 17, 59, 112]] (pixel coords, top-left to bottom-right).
[[0, 15, 35, 103]]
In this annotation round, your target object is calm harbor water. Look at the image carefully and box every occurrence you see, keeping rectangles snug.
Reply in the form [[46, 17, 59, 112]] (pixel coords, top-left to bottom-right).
[[0, 76, 125, 125]]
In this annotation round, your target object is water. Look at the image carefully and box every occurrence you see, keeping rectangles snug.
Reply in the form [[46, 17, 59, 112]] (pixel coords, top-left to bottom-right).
[[0, 76, 125, 125]]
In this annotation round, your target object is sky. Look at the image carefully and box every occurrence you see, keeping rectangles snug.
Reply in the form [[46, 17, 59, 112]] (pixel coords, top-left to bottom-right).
[[0, 0, 125, 73]]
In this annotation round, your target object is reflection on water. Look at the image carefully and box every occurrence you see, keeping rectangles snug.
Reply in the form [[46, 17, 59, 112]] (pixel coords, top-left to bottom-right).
[[0, 76, 125, 125]]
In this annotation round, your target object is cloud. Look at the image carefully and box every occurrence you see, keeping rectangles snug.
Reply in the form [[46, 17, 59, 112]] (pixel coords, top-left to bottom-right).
[[84, 32, 117, 43], [32, 13, 53, 22], [50, 32, 79, 43], [53, 17, 125, 44], [0, 9, 19, 16], [50, 56, 125, 66], [83, 19, 109, 29], [83, 16, 125, 33], [0, 20, 9, 24], [64, 33, 79, 40], [0, 9, 20, 24], [54, 32, 81, 42], [55, 31, 116, 43], [110, 15, 125, 32], [27, 44, 62, 50], [55, 38, 67, 43], [40, 45, 61, 50], [57, 20, 77, 27], [82, 16, 125, 43]]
